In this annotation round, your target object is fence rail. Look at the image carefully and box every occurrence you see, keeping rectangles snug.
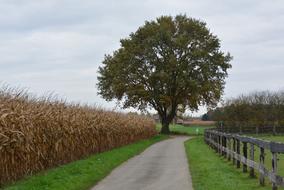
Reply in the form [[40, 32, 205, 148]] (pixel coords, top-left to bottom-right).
[[204, 129, 284, 190]]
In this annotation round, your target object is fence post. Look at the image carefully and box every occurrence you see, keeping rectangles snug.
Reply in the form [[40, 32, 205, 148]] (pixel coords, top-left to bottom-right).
[[237, 139, 240, 168], [219, 135, 222, 155], [249, 143, 255, 177], [259, 147, 265, 186], [227, 137, 231, 161], [217, 134, 220, 154], [233, 138, 236, 165], [243, 142, 247, 173], [217, 134, 219, 153], [272, 152, 278, 190], [215, 134, 218, 153], [223, 136, 227, 157]]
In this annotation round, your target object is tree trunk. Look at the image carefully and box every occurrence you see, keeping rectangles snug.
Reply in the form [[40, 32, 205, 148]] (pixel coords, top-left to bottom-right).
[[158, 105, 177, 134], [160, 119, 170, 134]]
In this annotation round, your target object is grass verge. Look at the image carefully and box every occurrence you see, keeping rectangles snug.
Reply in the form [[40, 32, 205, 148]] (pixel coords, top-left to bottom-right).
[[2, 135, 168, 190], [185, 137, 270, 190]]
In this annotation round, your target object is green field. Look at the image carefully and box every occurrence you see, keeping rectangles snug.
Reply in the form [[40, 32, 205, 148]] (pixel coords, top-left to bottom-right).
[[156, 124, 213, 135], [185, 137, 270, 190], [2, 135, 168, 190], [251, 135, 284, 143]]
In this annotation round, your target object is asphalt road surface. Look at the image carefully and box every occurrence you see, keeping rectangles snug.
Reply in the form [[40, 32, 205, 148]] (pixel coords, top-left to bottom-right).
[[91, 136, 193, 190]]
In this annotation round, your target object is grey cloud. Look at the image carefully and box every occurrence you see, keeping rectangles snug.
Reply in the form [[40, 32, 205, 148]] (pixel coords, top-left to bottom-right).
[[0, 0, 283, 115]]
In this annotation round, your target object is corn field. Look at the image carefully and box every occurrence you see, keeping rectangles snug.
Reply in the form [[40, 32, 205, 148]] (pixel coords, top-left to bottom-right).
[[0, 86, 157, 186]]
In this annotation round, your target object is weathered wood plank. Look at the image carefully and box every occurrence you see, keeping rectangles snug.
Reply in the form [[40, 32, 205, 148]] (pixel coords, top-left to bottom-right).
[[270, 142, 284, 153], [249, 143, 255, 177], [227, 138, 231, 161], [233, 138, 236, 165], [237, 139, 241, 168], [272, 152, 278, 190], [243, 142, 248, 173]]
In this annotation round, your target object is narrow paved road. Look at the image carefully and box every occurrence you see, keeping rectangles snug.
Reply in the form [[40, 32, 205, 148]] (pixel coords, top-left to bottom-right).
[[91, 136, 193, 190]]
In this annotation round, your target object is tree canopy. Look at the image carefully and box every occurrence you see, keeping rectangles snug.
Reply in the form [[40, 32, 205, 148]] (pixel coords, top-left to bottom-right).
[[97, 14, 232, 134]]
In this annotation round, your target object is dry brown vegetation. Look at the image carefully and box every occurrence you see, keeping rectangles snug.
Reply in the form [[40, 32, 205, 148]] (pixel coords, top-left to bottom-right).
[[179, 119, 215, 126], [0, 86, 157, 185]]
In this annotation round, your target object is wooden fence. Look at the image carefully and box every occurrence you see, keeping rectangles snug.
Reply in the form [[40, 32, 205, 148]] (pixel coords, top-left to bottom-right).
[[204, 129, 284, 190]]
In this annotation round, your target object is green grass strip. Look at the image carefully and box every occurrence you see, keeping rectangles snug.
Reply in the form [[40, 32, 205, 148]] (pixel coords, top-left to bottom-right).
[[185, 137, 270, 190], [2, 135, 168, 190], [156, 124, 213, 136]]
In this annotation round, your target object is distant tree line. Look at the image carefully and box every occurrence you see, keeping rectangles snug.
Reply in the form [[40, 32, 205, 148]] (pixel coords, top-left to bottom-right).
[[206, 90, 284, 133]]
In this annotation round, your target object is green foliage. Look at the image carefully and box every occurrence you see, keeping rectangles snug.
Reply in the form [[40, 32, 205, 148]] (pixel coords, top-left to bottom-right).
[[97, 14, 232, 133], [201, 113, 209, 121], [185, 137, 270, 190], [2, 135, 168, 190]]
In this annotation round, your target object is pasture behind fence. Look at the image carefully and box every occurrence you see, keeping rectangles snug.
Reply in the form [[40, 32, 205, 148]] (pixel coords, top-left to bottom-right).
[[204, 129, 284, 190], [216, 124, 284, 135]]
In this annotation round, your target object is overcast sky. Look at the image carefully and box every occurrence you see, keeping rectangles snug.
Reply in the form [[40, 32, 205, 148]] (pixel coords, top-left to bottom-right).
[[0, 0, 283, 115]]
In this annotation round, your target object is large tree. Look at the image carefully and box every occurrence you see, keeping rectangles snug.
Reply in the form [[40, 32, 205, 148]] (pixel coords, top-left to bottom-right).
[[97, 15, 232, 134]]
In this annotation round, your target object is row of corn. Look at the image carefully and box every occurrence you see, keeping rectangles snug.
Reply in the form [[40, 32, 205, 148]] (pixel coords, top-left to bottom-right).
[[0, 86, 157, 185]]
